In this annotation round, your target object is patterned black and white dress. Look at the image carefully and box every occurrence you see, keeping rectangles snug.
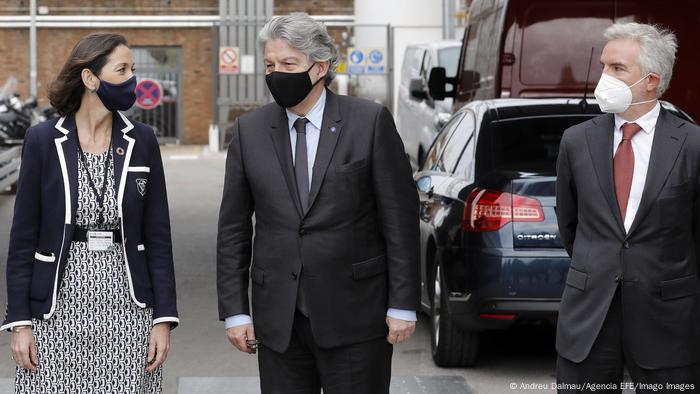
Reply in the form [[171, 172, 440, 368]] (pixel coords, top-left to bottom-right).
[[15, 149, 162, 393]]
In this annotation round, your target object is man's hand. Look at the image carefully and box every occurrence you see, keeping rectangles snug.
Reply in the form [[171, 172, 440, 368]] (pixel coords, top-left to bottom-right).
[[226, 323, 257, 354], [11, 326, 38, 371], [386, 316, 416, 345]]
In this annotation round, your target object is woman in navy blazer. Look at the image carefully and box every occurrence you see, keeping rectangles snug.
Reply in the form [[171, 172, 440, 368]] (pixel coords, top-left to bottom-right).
[[4, 33, 178, 391]]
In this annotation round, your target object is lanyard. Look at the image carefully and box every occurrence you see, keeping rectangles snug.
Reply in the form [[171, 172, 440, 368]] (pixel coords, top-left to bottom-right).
[[76, 133, 112, 227]]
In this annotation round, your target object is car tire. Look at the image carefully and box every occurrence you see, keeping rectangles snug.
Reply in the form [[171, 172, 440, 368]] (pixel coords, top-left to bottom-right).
[[430, 254, 479, 367]]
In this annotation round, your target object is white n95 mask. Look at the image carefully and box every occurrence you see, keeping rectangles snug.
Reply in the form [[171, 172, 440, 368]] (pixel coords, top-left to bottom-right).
[[594, 73, 656, 113]]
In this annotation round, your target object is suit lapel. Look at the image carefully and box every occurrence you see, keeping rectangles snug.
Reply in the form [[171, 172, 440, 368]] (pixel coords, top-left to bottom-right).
[[54, 115, 78, 224], [269, 105, 304, 218], [55, 112, 135, 223], [113, 113, 128, 202], [113, 112, 135, 215], [625, 109, 687, 237], [306, 90, 343, 214], [586, 114, 625, 234]]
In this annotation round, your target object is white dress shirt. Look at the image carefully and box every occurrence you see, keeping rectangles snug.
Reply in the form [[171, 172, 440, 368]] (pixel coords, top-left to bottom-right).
[[225, 89, 416, 329], [613, 102, 661, 232]]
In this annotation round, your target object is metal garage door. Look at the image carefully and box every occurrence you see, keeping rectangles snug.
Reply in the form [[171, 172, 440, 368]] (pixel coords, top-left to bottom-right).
[[126, 46, 184, 143]]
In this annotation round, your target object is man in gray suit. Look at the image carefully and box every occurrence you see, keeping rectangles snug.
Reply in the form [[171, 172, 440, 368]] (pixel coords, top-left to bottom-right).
[[556, 23, 700, 392], [216, 13, 420, 394]]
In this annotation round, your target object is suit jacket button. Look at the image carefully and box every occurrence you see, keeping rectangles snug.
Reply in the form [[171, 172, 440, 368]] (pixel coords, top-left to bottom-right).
[[291, 272, 298, 280], [299, 229, 307, 236], [623, 241, 630, 249]]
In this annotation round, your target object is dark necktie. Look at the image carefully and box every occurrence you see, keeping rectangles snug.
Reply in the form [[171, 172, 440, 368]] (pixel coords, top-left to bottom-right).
[[294, 117, 311, 213], [293, 117, 311, 316], [614, 122, 643, 221]]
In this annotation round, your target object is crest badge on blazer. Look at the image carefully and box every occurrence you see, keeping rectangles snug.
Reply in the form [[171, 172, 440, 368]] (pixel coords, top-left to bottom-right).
[[136, 178, 147, 196]]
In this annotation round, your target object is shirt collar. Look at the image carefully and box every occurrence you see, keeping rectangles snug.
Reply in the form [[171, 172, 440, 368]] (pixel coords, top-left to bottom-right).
[[286, 88, 327, 131], [614, 101, 661, 135]]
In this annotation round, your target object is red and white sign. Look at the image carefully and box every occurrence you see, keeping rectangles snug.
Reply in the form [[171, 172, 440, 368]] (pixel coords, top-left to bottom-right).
[[219, 46, 239, 74], [134, 79, 163, 110]]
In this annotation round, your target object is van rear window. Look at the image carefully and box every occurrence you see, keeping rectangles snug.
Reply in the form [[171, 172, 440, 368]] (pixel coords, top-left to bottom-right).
[[479, 115, 594, 174], [519, 2, 610, 86]]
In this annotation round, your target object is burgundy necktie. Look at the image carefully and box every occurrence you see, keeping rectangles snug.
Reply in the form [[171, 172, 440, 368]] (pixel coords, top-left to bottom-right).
[[614, 122, 643, 221]]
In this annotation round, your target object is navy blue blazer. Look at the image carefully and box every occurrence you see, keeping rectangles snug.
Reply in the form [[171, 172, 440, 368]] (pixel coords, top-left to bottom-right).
[[2, 112, 179, 331]]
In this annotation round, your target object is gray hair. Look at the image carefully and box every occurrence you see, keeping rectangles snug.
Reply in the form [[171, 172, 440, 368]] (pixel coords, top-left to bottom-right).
[[604, 22, 678, 97], [258, 13, 339, 84]]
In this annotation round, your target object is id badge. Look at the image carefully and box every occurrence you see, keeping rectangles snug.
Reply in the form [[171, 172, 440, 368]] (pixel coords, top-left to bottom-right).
[[87, 231, 114, 252]]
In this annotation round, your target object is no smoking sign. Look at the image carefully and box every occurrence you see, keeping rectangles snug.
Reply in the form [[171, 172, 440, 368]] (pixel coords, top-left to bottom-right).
[[219, 46, 240, 75]]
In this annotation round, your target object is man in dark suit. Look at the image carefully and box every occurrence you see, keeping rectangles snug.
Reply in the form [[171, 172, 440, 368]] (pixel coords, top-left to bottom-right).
[[216, 13, 420, 394], [556, 23, 700, 392]]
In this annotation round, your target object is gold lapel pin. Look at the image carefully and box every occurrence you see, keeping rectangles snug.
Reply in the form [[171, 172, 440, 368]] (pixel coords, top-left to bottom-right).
[[116, 147, 125, 156]]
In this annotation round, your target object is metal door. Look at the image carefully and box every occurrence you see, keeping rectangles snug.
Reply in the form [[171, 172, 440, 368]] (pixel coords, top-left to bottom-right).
[[126, 46, 184, 143]]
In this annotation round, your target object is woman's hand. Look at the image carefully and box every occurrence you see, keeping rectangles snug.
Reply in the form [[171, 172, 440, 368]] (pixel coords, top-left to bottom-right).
[[11, 326, 38, 371], [146, 322, 170, 372]]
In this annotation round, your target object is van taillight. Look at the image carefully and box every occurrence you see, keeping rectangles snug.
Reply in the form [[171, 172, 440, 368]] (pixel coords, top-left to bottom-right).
[[463, 188, 544, 232]]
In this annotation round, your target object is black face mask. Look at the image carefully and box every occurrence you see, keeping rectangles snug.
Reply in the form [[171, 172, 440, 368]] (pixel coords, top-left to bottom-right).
[[96, 75, 137, 112], [265, 63, 323, 108]]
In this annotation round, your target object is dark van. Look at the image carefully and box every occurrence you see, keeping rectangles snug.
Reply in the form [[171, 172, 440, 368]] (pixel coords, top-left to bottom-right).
[[429, 0, 700, 119]]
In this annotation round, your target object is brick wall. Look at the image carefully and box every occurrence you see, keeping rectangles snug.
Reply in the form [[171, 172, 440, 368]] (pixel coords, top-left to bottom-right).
[[0, 29, 29, 98], [0, 1, 218, 15], [0, 28, 213, 144], [2, 0, 353, 15], [0, 0, 355, 144], [275, 0, 353, 15]]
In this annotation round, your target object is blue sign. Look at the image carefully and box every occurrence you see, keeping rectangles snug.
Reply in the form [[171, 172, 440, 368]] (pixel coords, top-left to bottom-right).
[[369, 49, 383, 64], [349, 49, 364, 65], [348, 66, 366, 74]]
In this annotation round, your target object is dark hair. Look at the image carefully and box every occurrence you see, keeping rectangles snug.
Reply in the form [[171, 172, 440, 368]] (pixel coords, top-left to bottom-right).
[[48, 33, 129, 116]]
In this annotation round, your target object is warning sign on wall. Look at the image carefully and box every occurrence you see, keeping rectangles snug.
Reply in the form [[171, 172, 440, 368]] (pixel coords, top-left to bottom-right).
[[219, 47, 239, 75]]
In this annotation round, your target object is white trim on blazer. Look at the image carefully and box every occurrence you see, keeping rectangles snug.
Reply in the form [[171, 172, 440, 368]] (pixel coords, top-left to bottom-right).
[[45, 121, 70, 320], [153, 316, 180, 326], [34, 252, 56, 263], [0, 320, 33, 332], [116, 113, 147, 309]]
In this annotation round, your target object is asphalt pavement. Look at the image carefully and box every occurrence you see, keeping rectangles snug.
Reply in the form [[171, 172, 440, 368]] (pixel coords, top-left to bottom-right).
[[0, 145, 558, 393]]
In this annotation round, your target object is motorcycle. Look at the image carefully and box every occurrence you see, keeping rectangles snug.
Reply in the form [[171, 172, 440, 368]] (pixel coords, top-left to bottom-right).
[[0, 77, 56, 146]]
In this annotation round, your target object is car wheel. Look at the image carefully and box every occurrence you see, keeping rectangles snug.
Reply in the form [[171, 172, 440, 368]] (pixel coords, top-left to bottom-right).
[[430, 254, 479, 367]]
